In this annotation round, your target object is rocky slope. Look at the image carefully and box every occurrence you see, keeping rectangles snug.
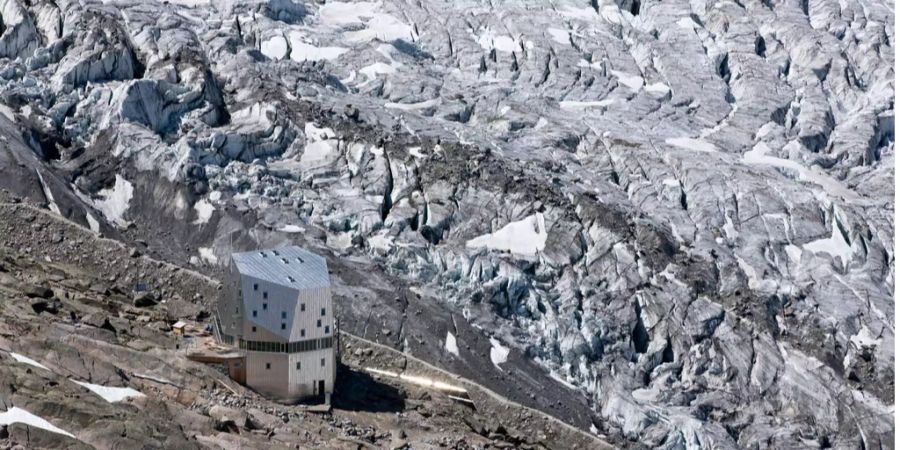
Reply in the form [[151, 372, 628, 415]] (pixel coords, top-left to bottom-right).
[[0, 0, 894, 447], [0, 189, 608, 449]]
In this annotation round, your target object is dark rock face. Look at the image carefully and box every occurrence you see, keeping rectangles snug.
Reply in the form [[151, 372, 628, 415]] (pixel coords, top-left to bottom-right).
[[0, 0, 892, 448]]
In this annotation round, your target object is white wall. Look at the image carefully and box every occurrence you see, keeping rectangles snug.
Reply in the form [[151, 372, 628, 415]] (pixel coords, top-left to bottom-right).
[[226, 273, 335, 401], [289, 287, 334, 342], [245, 352, 290, 399], [287, 347, 336, 397]]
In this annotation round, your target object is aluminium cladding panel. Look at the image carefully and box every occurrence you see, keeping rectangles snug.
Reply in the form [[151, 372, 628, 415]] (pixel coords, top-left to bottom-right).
[[240, 275, 300, 338], [245, 349, 336, 400], [245, 351, 290, 400], [218, 260, 244, 337], [287, 348, 336, 397], [231, 247, 330, 290], [291, 287, 334, 342]]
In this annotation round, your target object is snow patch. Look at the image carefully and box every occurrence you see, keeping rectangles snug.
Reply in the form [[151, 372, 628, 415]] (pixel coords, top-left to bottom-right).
[[319, 2, 415, 42], [489, 338, 509, 369], [90, 175, 134, 228], [785, 244, 803, 265], [165, 0, 209, 5], [407, 146, 427, 158], [665, 137, 719, 153], [72, 380, 144, 403], [0, 103, 14, 120], [198, 247, 218, 265], [0, 407, 75, 438], [610, 70, 644, 91], [279, 224, 305, 233], [347, 13, 415, 43], [466, 213, 547, 257], [677, 17, 698, 29], [444, 332, 459, 356], [367, 232, 394, 251], [645, 82, 671, 95], [35, 170, 60, 215], [850, 326, 881, 349], [193, 199, 214, 225], [547, 28, 570, 45], [359, 62, 396, 81], [288, 32, 347, 61], [722, 215, 738, 240], [261, 35, 289, 60], [743, 142, 864, 203], [803, 217, 854, 266], [10, 353, 50, 371], [477, 30, 518, 53], [85, 212, 100, 233], [385, 98, 440, 111]]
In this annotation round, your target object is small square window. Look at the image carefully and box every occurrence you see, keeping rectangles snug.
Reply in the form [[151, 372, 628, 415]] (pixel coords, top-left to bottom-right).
[[321, 308, 326, 316], [263, 303, 268, 310], [296, 362, 301, 370], [317, 319, 321, 328], [266, 363, 271, 370], [263, 292, 268, 299], [325, 325, 330, 334], [281, 323, 286, 330], [253, 283, 258, 291], [252, 326, 257, 332], [252, 310, 257, 317], [301, 329, 306, 337], [281, 311, 287, 319], [320, 358, 325, 367], [301, 303, 305, 312]]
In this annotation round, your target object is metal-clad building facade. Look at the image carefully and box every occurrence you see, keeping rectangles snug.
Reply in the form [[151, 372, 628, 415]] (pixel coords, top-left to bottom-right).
[[216, 247, 335, 402]]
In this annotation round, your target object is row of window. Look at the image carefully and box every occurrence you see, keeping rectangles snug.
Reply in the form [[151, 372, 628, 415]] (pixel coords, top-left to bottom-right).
[[239, 336, 334, 353], [238, 284, 328, 315], [250, 308, 327, 318], [264, 359, 325, 371], [249, 324, 330, 334]]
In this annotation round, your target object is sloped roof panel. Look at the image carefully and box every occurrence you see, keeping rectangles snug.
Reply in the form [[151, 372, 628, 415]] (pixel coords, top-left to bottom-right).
[[231, 246, 330, 290]]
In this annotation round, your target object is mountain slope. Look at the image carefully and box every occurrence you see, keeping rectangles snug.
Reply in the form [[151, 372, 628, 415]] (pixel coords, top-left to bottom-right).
[[0, 0, 893, 447]]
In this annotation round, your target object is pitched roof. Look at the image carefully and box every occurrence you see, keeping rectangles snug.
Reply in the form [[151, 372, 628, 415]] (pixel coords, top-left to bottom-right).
[[231, 246, 330, 290]]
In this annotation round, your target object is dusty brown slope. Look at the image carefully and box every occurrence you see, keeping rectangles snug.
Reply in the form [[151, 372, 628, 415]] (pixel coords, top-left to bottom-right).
[[0, 189, 615, 450]]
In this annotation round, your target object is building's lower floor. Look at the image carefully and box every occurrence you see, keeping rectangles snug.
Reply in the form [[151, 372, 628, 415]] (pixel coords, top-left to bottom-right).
[[242, 349, 336, 402]]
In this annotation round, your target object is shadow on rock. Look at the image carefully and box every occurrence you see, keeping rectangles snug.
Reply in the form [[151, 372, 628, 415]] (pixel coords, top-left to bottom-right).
[[332, 364, 404, 414]]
